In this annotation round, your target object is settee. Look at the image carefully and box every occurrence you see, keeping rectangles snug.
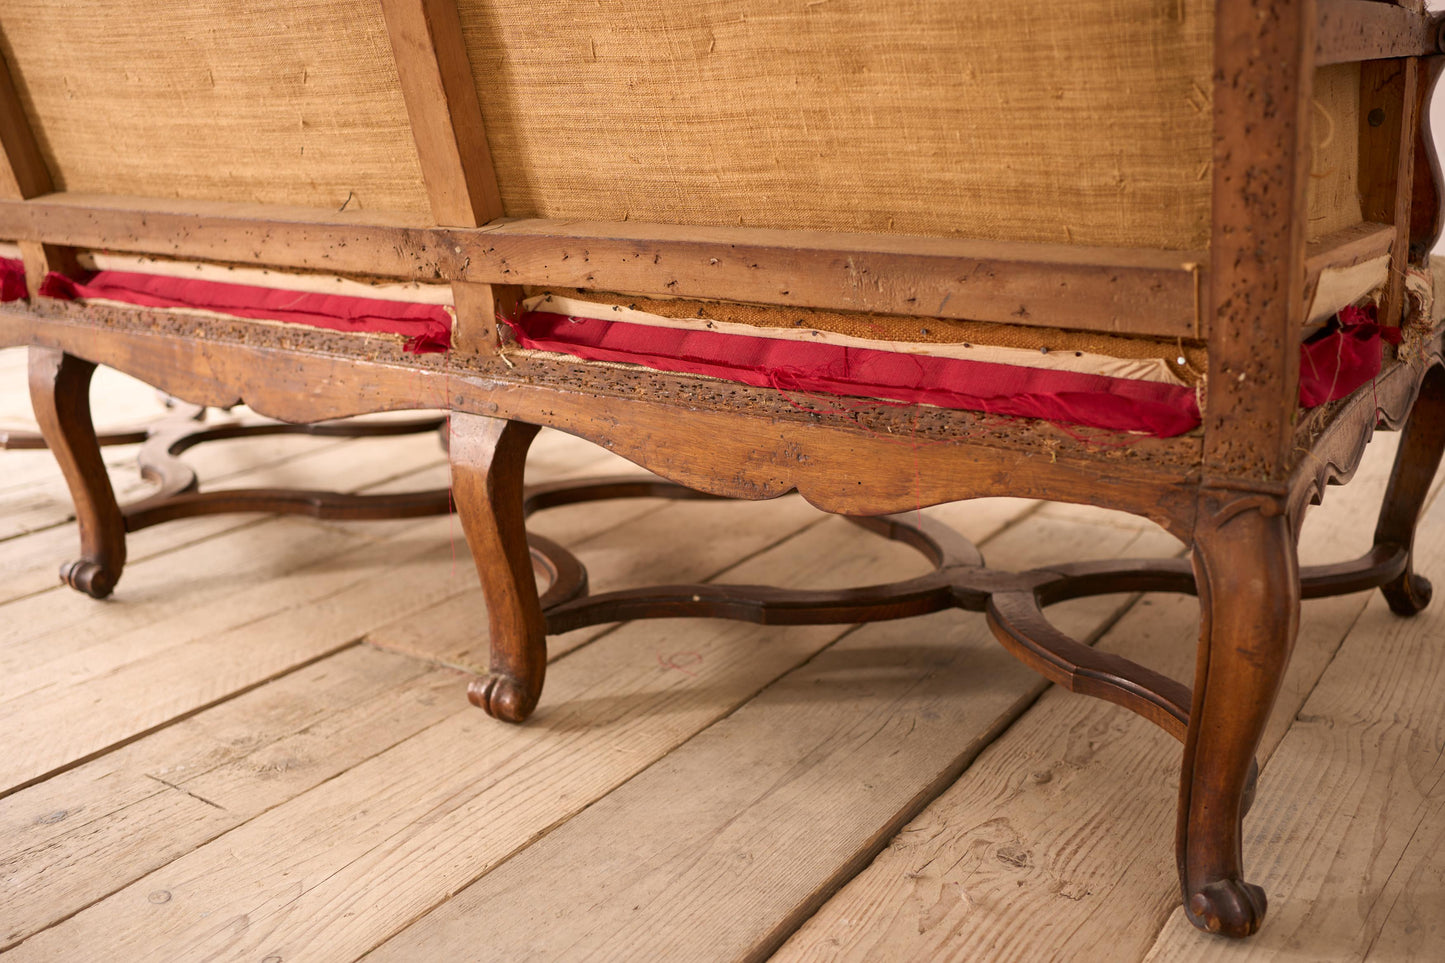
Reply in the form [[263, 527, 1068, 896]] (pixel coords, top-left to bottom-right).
[[2, 0, 1442, 938]]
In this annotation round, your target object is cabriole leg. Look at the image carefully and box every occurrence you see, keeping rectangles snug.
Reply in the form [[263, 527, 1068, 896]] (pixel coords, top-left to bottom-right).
[[1178, 493, 1300, 937], [29, 347, 126, 599], [1375, 365, 1445, 615], [449, 413, 545, 723]]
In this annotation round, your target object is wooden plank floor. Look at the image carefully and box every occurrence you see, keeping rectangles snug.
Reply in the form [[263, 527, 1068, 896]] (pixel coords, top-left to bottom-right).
[[1, 345, 1441, 961]]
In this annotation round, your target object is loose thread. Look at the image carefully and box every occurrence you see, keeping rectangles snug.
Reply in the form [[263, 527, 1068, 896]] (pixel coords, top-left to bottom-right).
[[446, 370, 460, 581]]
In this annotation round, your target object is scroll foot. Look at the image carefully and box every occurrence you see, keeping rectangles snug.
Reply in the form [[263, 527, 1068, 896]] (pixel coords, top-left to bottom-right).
[[467, 673, 538, 723], [1381, 571, 1432, 616], [1186, 878, 1268, 938], [60, 559, 118, 600]]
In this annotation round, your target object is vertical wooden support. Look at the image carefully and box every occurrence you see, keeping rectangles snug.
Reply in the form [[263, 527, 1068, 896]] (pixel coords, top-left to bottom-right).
[[1360, 55, 1421, 326], [1181, 0, 1317, 938], [1202, 0, 1316, 482], [450, 414, 545, 722], [1374, 365, 1445, 615], [0, 48, 79, 295], [1409, 57, 1445, 259], [379, 0, 521, 355], [1182, 490, 1300, 937], [29, 347, 128, 598]]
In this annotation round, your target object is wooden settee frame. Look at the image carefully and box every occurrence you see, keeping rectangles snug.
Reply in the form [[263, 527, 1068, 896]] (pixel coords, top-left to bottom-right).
[[2, 0, 1444, 939]]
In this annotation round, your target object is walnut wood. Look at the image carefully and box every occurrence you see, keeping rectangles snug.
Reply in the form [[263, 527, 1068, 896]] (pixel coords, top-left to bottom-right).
[[15, 241, 80, 301], [0, 306, 1205, 536], [521, 474, 730, 515], [122, 486, 453, 531], [1316, 0, 1441, 65], [1359, 56, 1420, 327], [1178, 489, 1300, 938], [0, 50, 48, 201], [450, 281, 520, 355], [449, 415, 546, 723], [1202, 0, 1313, 484], [989, 544, 1414, 605], [0, 50, 79, 294], [11, 300, 1440, 940], [378, 0, 503, 228], [1175, 0, 1317, 936], [0, 193, 1207, 338], [1287, 340, 1445, 540], [1303, 543, 1411, 597], [529, 532, 589, 612], [27, 348, 127, 599], [2, 0, 1442, 936], [502, 470, 1421, 736], [1303, 220, 1395, 312], [849, 513, 985, 570], [1305, 220, 1395, 277], [986, 592, 1191, 740], [1374, 364, 1445, 613], [378, 0, 521, 356], [1409, 57, 1445, 259], [522, 476, 988, 634], [543, 516, 978, 635], [0, 424, 151, 449], [457, 219, 1207, 337]]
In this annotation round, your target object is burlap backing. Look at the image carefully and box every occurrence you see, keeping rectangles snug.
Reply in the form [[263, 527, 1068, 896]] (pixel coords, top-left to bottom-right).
[[0, 1, 431, 215], [460, 1, 1360, 249], [2, 2, 1359, 250]]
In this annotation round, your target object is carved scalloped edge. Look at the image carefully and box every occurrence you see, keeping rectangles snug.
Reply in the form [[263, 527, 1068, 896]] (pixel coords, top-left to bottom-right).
[[1287, 351, 1443, 525], [0, 302, 1206, 534], [6, 296, 1207, 463]]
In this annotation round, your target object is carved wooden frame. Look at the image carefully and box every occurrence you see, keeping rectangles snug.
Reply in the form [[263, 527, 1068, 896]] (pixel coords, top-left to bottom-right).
[[2, 0, 1444, 939]]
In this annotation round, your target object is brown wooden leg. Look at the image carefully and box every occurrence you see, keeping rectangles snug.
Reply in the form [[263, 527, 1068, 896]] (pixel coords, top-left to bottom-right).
[[1177, 492, 1299, 938], [449, 413, 544, 723], [28, 347, 127, 599], [1375, 366, 1445, 616]]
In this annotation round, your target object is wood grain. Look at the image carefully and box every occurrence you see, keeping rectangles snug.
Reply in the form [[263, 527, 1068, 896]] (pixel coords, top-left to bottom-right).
[[27, 349, 126, 598], [1358, 56, 1420, 327], [378, 0, 519, 354], [775, 433, 1442, 962], [1202, 0, 1314, 481], [0, 192, 1207, 335], [1316, 0, 1440, 66], [0, 505, 497, 795], [0, 647, 462, 949], [1141, 477, 1445, 961], [377, 494, 834, 671], [0, 50, 48, 201], [378, 0, 502, 228], [0, 422, 446, 607], [1303, 221, 1394, 305], [0, 426, 621, 945], [362, 507, 1178, 963], [0, 521, 887, 961], [1, 365, 1442, 958], [0, 308, 1204, 536], [0, 50, 78, 293]]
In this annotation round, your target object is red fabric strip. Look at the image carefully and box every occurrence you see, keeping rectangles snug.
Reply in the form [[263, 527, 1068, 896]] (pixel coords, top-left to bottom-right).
[[1, 258, 25, 302], [39, 268, 452, 353], [508, 311, 1203, 437], [21, 258, 1386, 439], [507, 308, 1389, 438], [1299, 305, 1385, 407]]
